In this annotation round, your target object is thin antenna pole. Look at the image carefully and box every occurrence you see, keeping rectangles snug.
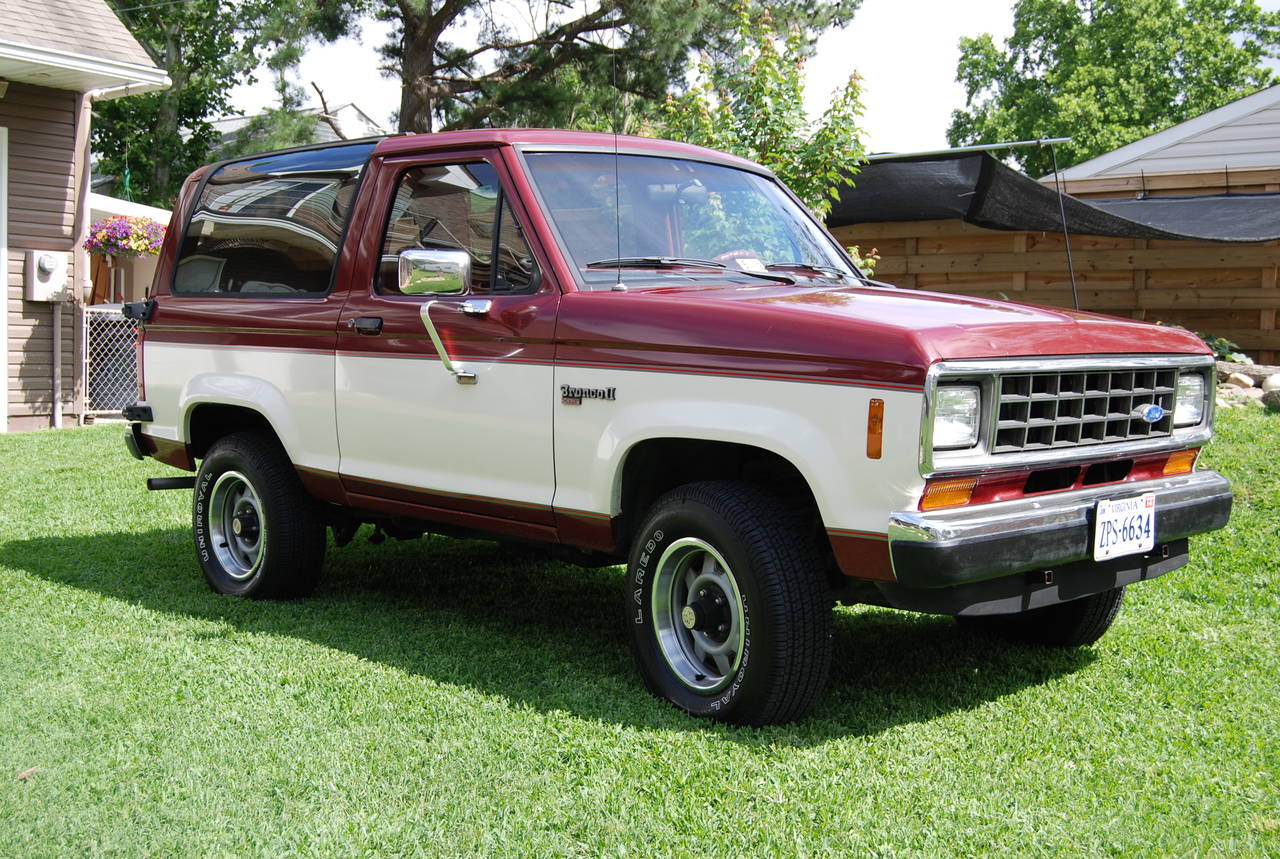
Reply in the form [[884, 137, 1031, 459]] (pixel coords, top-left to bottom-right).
[[611, 31, 622, 289], [1049, 143, 1081, 311]]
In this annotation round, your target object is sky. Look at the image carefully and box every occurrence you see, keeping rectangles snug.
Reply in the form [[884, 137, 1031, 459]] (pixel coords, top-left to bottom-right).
[[227, 0, 1012, 155]]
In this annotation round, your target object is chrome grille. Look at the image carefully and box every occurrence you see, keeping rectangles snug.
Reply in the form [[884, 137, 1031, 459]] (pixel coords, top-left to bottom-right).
[[993, 368, 1178, 453]]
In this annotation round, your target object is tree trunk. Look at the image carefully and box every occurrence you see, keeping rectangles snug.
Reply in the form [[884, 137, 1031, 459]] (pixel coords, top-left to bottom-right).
[[152, 23, 185, 197], [397, 8, 437, 133]]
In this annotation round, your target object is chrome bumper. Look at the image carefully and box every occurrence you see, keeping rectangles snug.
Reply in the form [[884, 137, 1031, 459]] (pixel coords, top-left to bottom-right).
[[887, 470, 1233, 589]]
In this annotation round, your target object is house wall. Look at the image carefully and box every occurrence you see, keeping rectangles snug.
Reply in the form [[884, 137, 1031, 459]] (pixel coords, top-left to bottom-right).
[[833, 167, 1280, 365], [1, 81, 84, 431]]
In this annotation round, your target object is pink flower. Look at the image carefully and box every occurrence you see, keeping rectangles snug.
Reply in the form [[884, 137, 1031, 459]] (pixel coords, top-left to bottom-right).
[[84, 216, 166, 257]]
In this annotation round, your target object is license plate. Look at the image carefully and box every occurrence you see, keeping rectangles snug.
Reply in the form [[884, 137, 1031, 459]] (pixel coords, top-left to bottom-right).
[[1093, 493, 1156, 561]]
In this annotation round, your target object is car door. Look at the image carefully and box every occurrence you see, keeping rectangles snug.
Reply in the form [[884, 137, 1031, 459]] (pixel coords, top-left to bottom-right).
[[335, 150, 559, 530]]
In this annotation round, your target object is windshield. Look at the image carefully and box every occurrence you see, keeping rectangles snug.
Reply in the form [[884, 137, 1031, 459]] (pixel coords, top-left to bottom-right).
[[523, 151, 860, 289]]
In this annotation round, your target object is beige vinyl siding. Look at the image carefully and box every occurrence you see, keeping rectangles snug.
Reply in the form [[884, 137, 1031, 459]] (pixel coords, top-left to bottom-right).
[[2, 82, 81, 426], [1092, 104, 1280, 177]]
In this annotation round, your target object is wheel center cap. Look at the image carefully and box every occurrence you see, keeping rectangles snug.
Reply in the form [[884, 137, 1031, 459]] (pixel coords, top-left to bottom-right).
[[681, 605, 698, 630]]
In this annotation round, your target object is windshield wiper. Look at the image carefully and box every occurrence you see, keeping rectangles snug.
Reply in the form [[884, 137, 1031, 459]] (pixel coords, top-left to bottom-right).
[[586, 257, 795, 284], [767, 261, 856, 281], [587, 256, 726, 269]]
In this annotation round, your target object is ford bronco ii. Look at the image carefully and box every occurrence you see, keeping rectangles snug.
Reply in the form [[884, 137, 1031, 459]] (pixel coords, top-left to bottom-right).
[[123, 131, 1233, 725]]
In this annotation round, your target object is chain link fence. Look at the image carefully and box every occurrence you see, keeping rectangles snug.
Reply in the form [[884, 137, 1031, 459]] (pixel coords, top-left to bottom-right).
[[84, 305, 139, 416]]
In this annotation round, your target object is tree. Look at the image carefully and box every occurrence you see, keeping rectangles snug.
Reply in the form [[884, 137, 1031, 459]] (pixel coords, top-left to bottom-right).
[[948, 0, 1280, 176], [215, 79, 320, 162], [658, 7, 866, 216], [94, 0, 349, 207], [368, 0, 859, 133], [93, 0, 260, 206]]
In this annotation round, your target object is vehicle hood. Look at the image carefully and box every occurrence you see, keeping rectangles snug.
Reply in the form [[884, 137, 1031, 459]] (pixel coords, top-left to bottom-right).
[[555, 282, 1210, 389]]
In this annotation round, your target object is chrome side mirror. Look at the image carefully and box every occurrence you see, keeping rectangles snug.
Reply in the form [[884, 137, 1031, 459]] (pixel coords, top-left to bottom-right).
[[398, 248, 470, 295]]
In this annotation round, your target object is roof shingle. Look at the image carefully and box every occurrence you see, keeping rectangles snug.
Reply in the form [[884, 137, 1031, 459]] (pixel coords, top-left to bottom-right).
[[0, 0, 157, 68]]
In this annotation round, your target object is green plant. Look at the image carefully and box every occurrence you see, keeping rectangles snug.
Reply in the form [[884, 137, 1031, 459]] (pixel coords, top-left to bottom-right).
[[847, 245, 879, 276], [1156, 321, 1254, 363], [658, 6, 866, 217], [1197, 332, 1253, 363]]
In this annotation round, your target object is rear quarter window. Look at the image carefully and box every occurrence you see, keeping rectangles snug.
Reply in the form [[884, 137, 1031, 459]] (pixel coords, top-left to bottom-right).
[[173, 142, 376, 297]]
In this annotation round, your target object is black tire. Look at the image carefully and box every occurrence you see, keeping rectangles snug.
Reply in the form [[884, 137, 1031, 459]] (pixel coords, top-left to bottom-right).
[[626, 481, 832, 726], [957, 586, 1125, 647], [193, 431, 325, 599]]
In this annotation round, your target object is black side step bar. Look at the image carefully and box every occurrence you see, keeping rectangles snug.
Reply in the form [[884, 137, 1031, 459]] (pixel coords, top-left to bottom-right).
[[147, 477, 196, 491]]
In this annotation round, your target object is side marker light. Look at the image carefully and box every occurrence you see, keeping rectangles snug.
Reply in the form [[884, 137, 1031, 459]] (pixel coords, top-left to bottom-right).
[[867, 398, 884, 460]]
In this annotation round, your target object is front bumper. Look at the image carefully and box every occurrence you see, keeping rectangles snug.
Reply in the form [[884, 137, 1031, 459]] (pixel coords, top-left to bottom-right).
[[888, 469, 1233, 589]]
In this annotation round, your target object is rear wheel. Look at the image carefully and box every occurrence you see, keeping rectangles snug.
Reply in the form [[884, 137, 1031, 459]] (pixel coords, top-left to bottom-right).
[[626, 481, 832, 725], [957, 586, 1125, 647], [193, 432, 325, 599]]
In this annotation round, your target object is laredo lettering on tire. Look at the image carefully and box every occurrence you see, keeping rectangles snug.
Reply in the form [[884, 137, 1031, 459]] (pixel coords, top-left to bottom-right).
[[627, 481, 832, 726], [193, 431, 325, 599]]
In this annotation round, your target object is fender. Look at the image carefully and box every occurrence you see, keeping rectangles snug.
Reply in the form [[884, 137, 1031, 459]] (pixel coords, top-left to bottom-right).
[[178, 372, 338, 476], [551, 374, 926, 537]]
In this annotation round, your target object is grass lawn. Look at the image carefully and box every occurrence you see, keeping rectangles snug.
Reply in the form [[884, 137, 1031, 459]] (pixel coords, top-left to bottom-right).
[[1, 411, 1277, 856]]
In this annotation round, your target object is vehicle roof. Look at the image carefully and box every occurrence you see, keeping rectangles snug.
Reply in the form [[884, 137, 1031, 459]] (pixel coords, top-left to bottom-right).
[[372, 129, 771, 175]]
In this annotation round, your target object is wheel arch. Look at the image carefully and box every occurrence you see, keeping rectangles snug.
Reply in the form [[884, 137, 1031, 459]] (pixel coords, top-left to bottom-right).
[[178, 373, 300, 462], [185, 402, 283, 462], [615, 437, 826, 553]]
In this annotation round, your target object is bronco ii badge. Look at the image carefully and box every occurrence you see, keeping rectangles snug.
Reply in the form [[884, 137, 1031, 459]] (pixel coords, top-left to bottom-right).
[[561, 385, 616, 405]]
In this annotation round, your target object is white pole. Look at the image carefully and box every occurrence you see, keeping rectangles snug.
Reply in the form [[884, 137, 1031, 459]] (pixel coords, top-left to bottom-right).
[[0, 127, 8, 433], [51, 302, 62, 428]]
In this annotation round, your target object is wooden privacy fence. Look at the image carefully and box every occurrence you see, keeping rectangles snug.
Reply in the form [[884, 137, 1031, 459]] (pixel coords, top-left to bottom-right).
[[830, 220, 1280, 365]]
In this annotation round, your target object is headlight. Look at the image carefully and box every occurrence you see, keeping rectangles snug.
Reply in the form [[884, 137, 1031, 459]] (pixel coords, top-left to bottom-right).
[[1175, 373, 1206, 427], [933, 385, 981, 449]]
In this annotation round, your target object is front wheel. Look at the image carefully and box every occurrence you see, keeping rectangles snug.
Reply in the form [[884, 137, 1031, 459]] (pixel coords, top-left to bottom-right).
[[193, 432, 325, 599], [626, 481, 832, 726], [957, 586, 1125, 647]]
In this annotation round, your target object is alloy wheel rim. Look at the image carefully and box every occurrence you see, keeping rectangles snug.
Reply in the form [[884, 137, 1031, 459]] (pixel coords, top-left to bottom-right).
[[651, 537, 745, 693], [208, 470, 266, 581]]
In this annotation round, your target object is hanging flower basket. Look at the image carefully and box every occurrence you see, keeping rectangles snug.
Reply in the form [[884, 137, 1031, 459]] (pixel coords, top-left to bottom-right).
[[84, 216, 166, 258]]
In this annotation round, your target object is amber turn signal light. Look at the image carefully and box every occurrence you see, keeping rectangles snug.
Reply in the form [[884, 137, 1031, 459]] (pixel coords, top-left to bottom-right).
[[920, 477, 977, 510], [1163, 448, 1199, 475]]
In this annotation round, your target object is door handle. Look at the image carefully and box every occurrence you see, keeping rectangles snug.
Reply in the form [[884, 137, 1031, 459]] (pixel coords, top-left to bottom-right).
[[347, 316, 383, 335], [460, 298, 492, 318]]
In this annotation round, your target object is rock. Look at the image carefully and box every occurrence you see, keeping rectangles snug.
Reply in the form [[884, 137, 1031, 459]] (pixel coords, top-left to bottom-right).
[[1217, 360, 1280, 385], [1225, 372, 1256, 389], [1263, 374, 1280, 393], [1218, 384, 1265, 408], [1264, 389, 1280, 411]]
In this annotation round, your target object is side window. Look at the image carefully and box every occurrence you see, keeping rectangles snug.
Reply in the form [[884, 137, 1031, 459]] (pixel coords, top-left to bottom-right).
[[173, 143, 374, 297], [378, 161, 537, 295]]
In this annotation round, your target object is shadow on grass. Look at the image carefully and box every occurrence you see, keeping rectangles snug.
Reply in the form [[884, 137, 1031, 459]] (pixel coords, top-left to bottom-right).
[[2, 527, 1093, 743]]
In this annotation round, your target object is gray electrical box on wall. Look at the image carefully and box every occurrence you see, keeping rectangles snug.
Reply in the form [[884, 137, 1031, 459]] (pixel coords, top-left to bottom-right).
[[24, 250, 71, 302]]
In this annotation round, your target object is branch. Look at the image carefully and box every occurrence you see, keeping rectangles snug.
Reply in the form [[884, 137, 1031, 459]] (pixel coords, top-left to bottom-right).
[[436, 3, 618, 71], [427, 0, 473, 38], [310, 82, 347, 140]]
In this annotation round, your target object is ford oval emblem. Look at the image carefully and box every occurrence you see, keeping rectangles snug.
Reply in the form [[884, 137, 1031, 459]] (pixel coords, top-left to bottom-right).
[[1132, 404, 1166, 424]]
